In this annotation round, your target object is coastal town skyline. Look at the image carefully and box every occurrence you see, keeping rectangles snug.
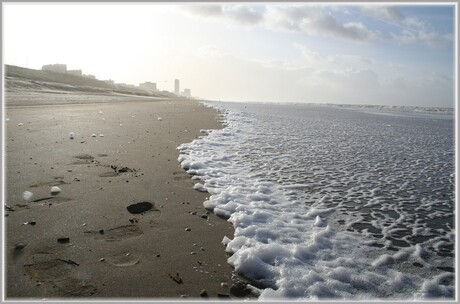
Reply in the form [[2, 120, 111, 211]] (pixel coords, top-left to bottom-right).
[[3, 3, 456, 107]]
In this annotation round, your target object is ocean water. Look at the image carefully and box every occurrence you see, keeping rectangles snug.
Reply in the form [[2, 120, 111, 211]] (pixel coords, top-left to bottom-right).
[[178, 102, 455, 300]]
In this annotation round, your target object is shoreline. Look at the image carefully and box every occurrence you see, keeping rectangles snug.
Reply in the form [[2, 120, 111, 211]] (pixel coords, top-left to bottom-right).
[[4, 96, 254, 299]]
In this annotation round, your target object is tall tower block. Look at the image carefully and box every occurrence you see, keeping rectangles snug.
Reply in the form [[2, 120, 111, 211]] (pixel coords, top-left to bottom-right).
[[174, 79, 180, 95]]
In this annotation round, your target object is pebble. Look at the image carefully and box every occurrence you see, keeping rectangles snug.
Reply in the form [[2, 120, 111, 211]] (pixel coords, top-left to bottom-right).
[[91, 134, 97, 137], [191, 252, 197, 255], [99, 258, 105, 262], [15, 243, 26, 250], [50, 186, 61, 195], [57, 237, 70, 244], [200, 289, 208, 297], [185, 228, 191, 231]]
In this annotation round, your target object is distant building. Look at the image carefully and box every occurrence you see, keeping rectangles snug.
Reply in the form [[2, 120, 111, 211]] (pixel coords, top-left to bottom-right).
[[83, 74, 96, 79], [139, 81, 157, 92], [42, 64, 67, 73], [181, 88, 191, 98], [104, 79, 115, 85], [174, 79, 180, 95], [67, 69, 82, 77]]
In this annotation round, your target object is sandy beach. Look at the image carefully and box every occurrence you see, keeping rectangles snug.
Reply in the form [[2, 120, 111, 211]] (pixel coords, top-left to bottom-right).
[[4, 95, 254, 299]]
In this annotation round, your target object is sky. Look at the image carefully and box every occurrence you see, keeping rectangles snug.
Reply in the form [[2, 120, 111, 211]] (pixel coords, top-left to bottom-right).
[[3, 3, 456, 107]]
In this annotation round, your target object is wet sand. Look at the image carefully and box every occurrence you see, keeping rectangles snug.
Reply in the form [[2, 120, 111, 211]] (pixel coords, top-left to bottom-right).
[[4, 96, 254, 299]]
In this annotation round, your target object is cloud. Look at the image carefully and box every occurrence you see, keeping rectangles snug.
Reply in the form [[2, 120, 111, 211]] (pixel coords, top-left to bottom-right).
[[182, 4, 263, 25], [361, 5, 405, 24], [359, 5, 452, 47], [266, 5, 375, 42], [182, 4, 223, 17], [224, 5, 263, 25]]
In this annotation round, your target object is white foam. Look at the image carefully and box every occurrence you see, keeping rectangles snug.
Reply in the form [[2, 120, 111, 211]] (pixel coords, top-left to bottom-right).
[[177, 102, 454, 300]]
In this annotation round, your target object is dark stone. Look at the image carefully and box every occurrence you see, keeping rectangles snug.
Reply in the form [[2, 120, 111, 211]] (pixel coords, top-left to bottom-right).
[[57, 237, 70, 244], [127, 202, 153, 214], [200, 289, 208, 297], [230, 282, 252, 298]]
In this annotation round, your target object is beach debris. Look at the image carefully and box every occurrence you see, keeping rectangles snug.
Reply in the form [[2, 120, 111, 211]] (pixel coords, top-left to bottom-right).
[[57, 237, 70, 244], [5, 203, 15, 212], [50, 186, 61, 195], [56, 258, 80, 266], [22, 191, 33, 201], [185, 228, 191, 231], [200, 289, 208, 297], [230, 282, 252, 297], [91, 134, 97, 137], [169, 272, 183, 284], [69, 132, 74, 139], [14, 243, 26, 250], [18, 123, 23, 126], [99, 134, 104, 137], [126, 202, 153, 214]]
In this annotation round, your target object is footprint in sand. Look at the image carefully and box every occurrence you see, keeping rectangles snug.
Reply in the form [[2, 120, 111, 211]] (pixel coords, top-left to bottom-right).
[[106, 253, 140, 267], [173, 171, 191, 181], [24, 259, 97, 296], [85, 225, 143, 242], [72, 154, 98, 165]]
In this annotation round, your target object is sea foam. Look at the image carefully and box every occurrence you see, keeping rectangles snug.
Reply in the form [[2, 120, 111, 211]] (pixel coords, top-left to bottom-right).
[[178, 102, 455, 300]]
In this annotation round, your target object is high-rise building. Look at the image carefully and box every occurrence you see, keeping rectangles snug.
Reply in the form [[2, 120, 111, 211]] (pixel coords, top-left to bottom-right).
[[174, 79, 180, 95]]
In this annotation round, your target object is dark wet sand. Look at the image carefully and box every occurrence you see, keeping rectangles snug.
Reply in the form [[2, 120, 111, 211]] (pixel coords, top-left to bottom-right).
[[4, 96, 254, 299]]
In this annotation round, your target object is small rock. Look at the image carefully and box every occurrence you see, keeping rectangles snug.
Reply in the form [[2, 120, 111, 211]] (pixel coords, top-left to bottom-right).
[[99, 258, 105, 262], [99, 134, 104, 137], [185, 228, 191, 232], [69, 132, 74, 139], [18, 123, 23, 126], [57, 237, 70, 244], [50, 186, 61, 195], [22, 191, 33, 201], [200, 289, 208, 297], [14, 243, 26, 250], [191, 251, 197, 255], [91, 134, 97, 137], [156, 254, 161, 257], [221, 282, 229, 288], [201, 214, 208, 219], [99, 229, 104, 235], [82, 223, 87, 226]]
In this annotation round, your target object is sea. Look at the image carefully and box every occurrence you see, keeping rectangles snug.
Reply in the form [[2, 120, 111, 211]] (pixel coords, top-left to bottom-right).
[[177, 101, 455, 300]]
